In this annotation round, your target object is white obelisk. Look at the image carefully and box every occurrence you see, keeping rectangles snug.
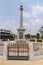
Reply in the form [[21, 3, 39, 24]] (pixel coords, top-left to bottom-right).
[[20, 5, 23, 27], [17, 5, 25, 40]]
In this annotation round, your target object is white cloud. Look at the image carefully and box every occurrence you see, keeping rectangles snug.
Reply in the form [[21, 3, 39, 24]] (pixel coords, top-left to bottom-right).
[[23, 11, 31, 18], [23, 22, 28, 27], [23, 18, 43, 34], [33, 18, 43, 23], [0, 18, 43, 35], [30, 18, 43, 26], [31, 5, 43, 17], [0, 20, 18, 33], [30, 18, 43, 34], [23, 5, 43, 18], [0, 5, 43, 35], [23, 5, 43, 34]]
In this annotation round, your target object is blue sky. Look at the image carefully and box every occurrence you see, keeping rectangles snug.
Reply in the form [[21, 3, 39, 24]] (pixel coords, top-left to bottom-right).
[[0, 0, 43, 35]]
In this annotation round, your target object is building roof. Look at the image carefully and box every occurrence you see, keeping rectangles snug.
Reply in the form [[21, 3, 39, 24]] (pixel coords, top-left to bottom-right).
[[0, 29, 11, 33]]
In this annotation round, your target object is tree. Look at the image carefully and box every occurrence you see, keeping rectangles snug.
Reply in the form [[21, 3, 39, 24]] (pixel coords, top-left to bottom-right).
[[25, 34, 30, 39], [41, 36, 43, 39], [36, 33, 40, 39]]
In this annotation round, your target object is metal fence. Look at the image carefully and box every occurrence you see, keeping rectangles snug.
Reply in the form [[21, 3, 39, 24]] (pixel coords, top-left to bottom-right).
[[7, 43, 29, 60]]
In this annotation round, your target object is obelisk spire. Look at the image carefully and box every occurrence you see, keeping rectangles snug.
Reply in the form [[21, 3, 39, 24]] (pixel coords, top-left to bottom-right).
[[17, 5, 25, 40], [20, 5, 23, 27]]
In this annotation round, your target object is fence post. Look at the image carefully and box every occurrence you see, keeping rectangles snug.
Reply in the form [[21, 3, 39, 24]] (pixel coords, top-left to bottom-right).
[[29, 43, 34, 60]]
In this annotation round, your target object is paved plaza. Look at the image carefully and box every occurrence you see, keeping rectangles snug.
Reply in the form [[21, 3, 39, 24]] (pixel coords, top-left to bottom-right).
[[0, 60, 43, 65]]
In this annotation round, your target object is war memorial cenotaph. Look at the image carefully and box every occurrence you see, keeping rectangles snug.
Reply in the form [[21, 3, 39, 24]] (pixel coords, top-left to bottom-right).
[[0, 5, 43, 60]]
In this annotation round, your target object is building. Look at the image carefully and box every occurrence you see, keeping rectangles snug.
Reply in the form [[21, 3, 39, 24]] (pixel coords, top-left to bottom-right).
[[0, 29, 15, 41]]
